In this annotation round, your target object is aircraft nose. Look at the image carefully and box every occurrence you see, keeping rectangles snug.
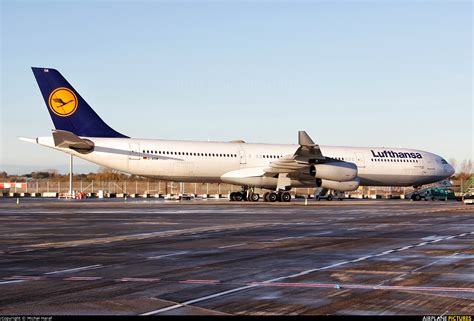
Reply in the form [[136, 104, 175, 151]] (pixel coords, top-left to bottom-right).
[[447, 164, 455, 176]]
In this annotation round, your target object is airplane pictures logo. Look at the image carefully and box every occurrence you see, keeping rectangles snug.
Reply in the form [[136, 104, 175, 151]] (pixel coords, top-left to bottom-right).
[[48, 87, 78, 117]]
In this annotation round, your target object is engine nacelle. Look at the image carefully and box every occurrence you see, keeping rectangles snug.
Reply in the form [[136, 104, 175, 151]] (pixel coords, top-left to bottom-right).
[[310, 161, 357, 182], [318, 178, 360, 191]]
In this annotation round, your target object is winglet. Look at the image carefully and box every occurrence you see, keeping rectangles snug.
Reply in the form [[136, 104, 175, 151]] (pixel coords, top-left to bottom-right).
[[298, 131, 316, 146]]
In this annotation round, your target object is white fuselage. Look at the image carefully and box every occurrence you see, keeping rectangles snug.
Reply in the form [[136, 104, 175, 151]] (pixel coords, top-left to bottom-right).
[[35, 136, 454, 188]]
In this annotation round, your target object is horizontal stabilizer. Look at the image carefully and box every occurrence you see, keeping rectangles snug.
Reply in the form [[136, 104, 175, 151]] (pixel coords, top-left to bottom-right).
[[18, 137, 37, 144], [52, 130, 94, 154]]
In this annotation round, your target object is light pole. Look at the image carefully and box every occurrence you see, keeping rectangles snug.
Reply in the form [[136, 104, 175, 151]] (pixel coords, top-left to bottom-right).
[[69, 154, 73, 197]]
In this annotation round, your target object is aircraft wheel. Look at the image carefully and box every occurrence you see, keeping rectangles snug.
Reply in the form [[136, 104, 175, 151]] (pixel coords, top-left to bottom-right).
[[250, 193, 260, 202], [412, 194, 421, 201], [263, 192, 270, 202], [327, 194, 333, 201], [281, 192, 291, 202], [234, 192, 243, 201], [277, 192, 282, 202], [229, 192, 236, 201], [268, 192, 278, 202]]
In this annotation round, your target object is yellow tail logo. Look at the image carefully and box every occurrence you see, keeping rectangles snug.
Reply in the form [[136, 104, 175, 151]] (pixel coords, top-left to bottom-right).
[[48, 87, 78, 117]]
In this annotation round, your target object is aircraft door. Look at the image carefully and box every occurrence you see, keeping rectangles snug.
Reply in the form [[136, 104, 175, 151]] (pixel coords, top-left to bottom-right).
[[129, 143, 140, 160], [355, 152, 365, 168], [239, 150, 247, 165], [424, 158, 435, 176]]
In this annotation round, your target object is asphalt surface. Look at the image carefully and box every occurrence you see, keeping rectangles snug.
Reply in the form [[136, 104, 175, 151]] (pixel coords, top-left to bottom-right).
[[0, 198, 472, 315]]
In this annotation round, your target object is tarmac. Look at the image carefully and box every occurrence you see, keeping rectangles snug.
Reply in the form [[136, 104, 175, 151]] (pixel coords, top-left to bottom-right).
[[0, 198, 472, 315]]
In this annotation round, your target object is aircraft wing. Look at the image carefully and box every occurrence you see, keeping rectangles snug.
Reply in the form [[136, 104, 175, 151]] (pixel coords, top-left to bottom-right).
[[264, 131, 325, 174]]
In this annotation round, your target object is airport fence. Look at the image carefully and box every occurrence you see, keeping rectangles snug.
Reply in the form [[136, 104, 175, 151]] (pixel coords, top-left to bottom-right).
[[0, 179, 415, 199], [1, 180, 240, 195]]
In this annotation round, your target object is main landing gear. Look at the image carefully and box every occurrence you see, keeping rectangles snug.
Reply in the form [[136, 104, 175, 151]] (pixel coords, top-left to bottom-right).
[[263, 191, 291, 202], [229, 188, 291, 202], [229, 188, 260, 202]]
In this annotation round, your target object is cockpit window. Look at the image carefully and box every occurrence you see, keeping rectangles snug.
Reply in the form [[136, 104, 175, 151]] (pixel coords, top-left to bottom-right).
[[441, 159, 448, 164]]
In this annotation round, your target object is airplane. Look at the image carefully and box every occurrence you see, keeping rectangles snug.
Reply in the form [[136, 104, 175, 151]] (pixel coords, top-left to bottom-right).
[[20, 67, 455, 202]]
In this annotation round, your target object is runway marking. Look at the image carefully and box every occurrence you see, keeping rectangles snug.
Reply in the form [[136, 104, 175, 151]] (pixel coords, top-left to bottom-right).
[[180, 279, 220, 284], [422, 235, 444, 240], [309, 231, 332, 236], [140, 229, 473, 315], [15, 222, 276, 251], [350, 256, 371, 262], [119, 277, 161, 282], [7, 249, 36, 254], [411, 252, 459, 273], [148, 251, 187, 259], [64, 276, 102, 281], [272, 237, 296, 241], [6, 276, 44, 280], [218, 243, 247, 249], [254, 282, 474, 293], [45, 264, 103, 275], [0, 280, 24, 285], [140, 284, 259, 315]]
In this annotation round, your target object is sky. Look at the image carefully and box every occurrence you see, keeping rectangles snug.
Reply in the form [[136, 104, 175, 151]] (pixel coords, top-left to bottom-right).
[[1, 0, 472, 174]]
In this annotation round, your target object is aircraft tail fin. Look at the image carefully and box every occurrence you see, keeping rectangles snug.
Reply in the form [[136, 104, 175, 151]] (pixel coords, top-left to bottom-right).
[[31, 67, 127, 138]]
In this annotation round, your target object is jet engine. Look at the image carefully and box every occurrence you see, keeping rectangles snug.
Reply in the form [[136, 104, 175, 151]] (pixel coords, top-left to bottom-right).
[[310, 161, 357, 182], [316, 178, 360, 191]]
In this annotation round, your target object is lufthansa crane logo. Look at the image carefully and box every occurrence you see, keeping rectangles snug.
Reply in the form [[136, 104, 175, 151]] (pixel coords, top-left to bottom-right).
[[48, 87, 78, 117]]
